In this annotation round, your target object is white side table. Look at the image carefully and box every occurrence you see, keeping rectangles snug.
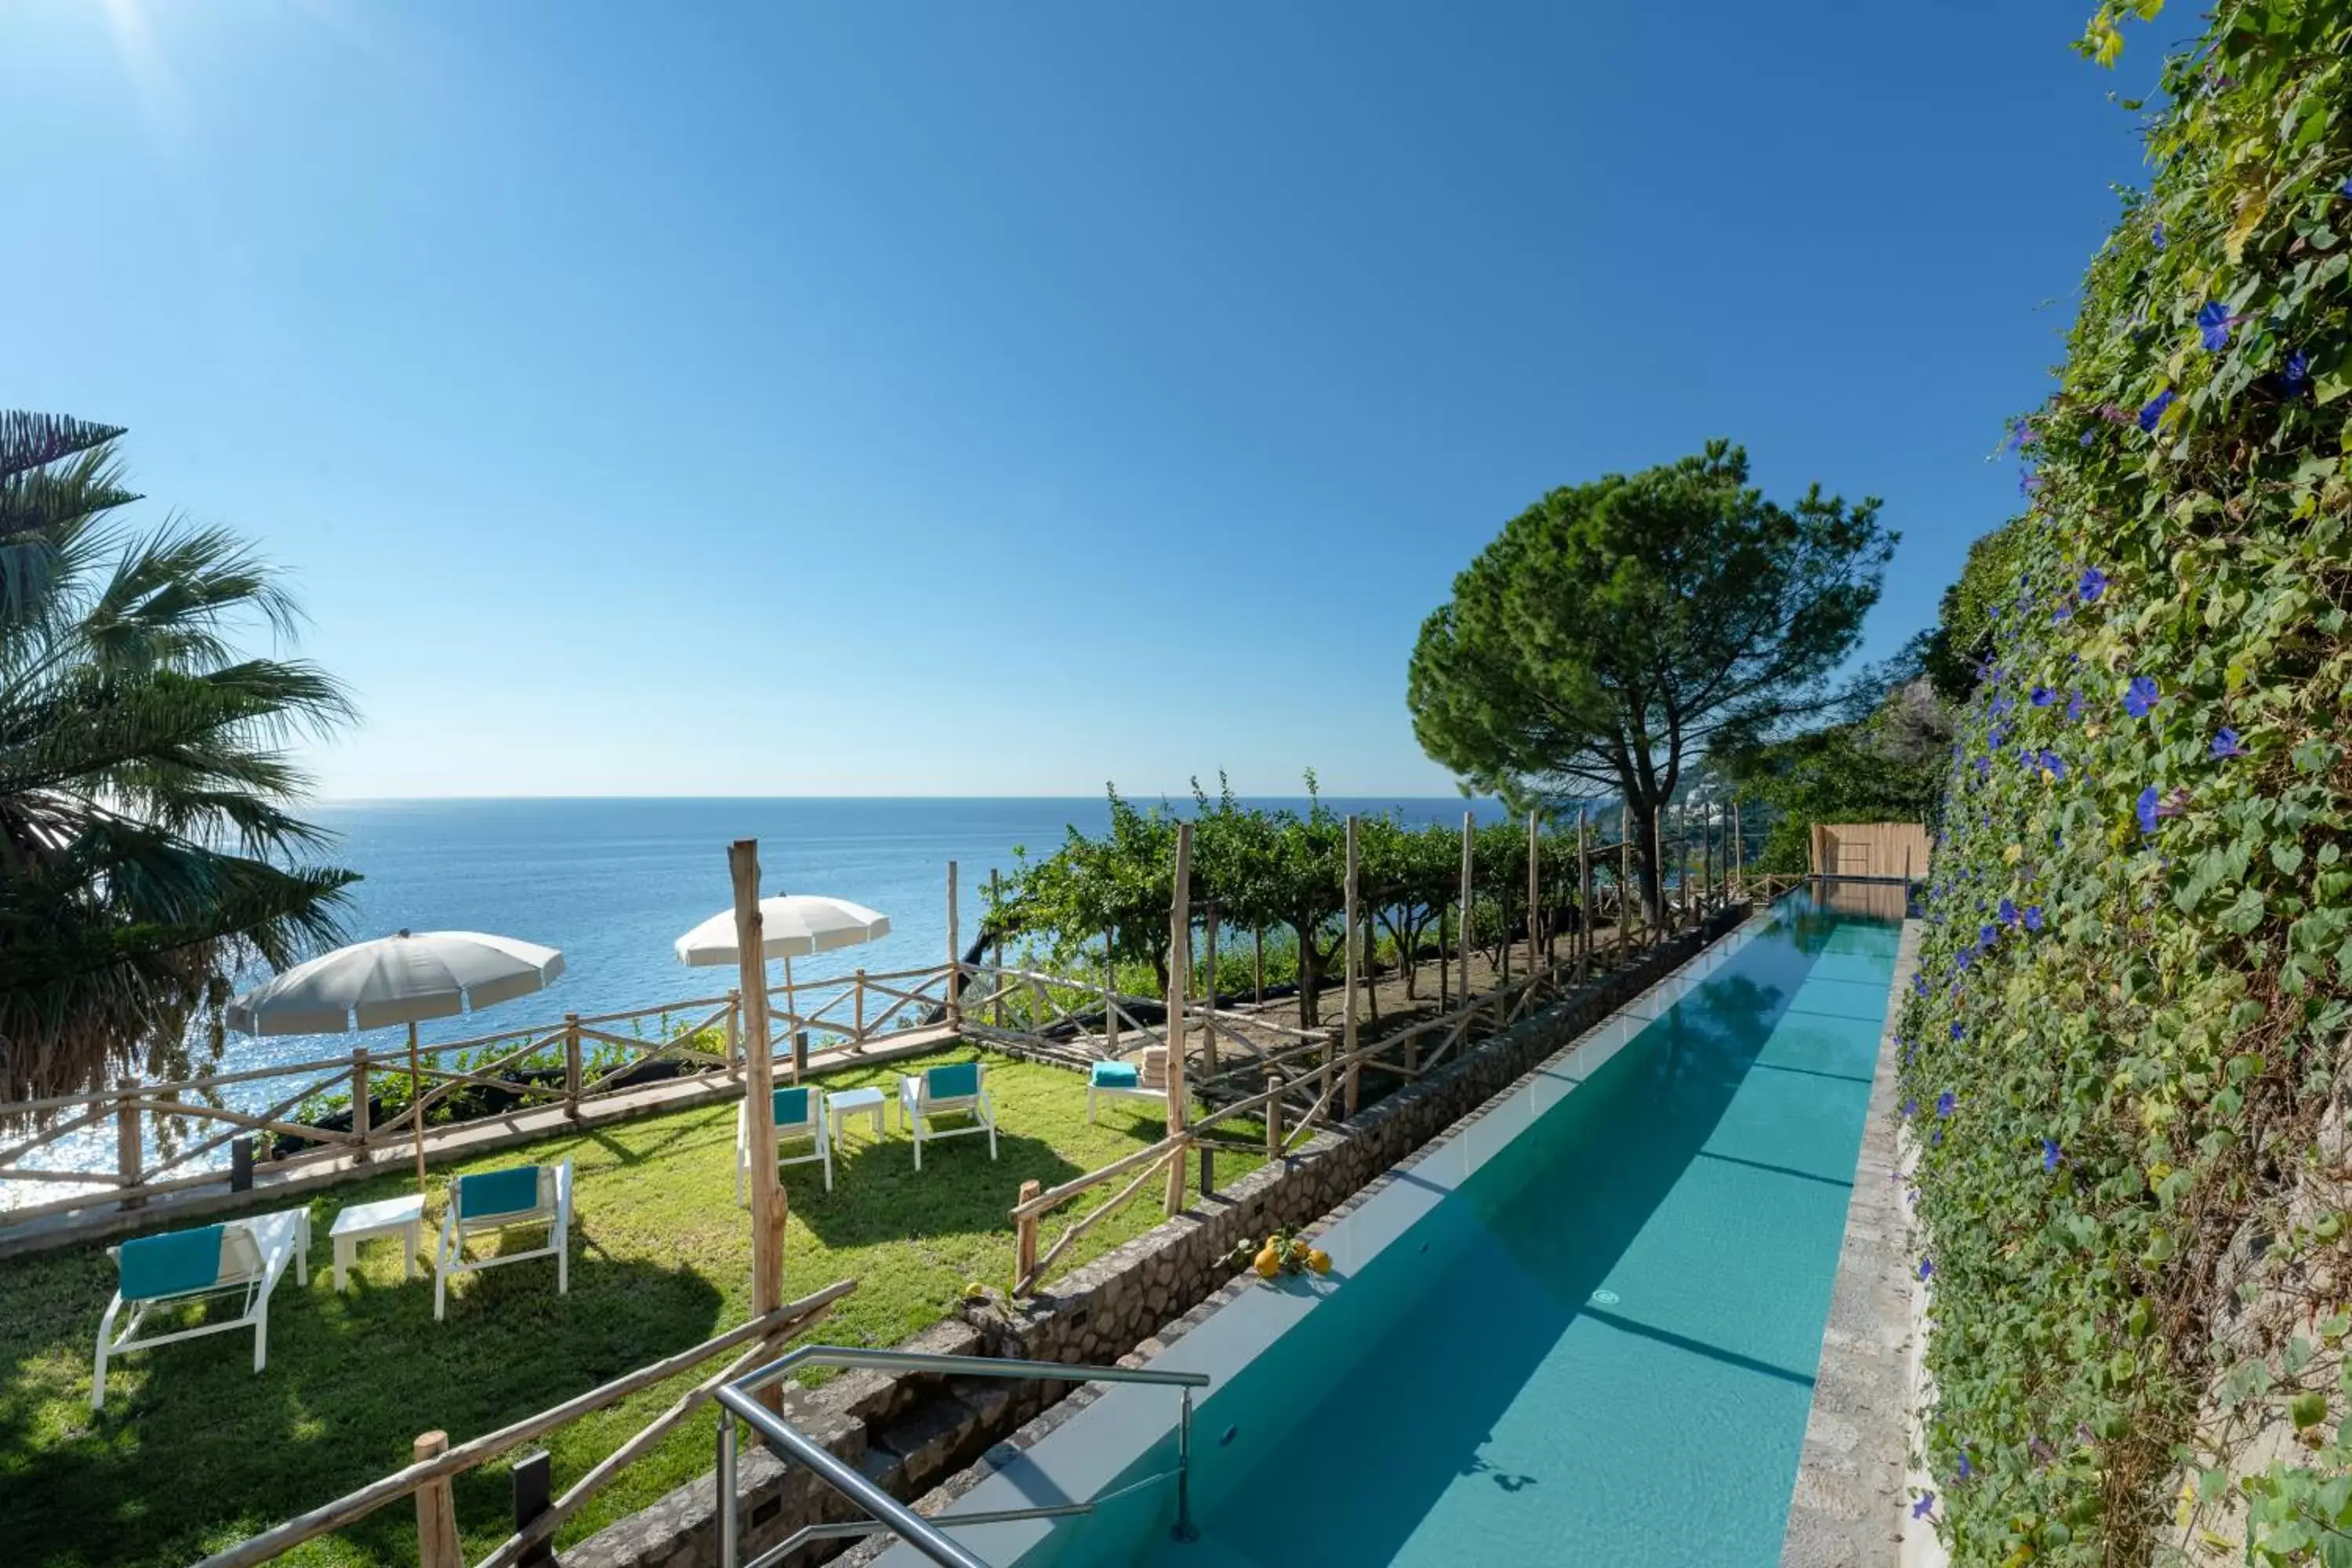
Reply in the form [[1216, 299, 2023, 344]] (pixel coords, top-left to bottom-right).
[[330, 1192, 426, 1291], [827, 1087, 888, 1145]]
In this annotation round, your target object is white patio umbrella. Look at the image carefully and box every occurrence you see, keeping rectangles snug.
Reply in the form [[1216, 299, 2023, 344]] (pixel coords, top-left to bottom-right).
[[673, 894, 890, 1080], [229, 929, 566, 1194]]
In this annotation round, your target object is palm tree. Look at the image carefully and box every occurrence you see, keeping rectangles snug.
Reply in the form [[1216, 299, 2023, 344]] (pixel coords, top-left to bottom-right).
[[0, 412, 358, 1104]]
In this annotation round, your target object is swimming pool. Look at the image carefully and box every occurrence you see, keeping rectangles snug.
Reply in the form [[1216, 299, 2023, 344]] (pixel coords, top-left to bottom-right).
[[886, 891, 1902, 1567]]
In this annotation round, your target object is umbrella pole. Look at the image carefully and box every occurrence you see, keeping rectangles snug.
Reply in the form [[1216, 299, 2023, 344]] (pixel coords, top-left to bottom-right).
[[410, 1019, 427, 1196], [781, 953, 797, 1083]]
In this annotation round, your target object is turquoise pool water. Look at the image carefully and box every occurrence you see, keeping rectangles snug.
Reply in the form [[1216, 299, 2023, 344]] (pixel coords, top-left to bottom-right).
[[1010, 891, 1900, 1568]]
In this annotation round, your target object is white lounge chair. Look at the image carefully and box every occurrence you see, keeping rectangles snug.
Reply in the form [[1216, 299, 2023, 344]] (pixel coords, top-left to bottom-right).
[[1087, 1044, 1169, 1123], [434, 1160, 572, 1321], [92, 1205, 312, 1410], [736, 1084, 832, 1201], [898, 1060, 997, 1171]]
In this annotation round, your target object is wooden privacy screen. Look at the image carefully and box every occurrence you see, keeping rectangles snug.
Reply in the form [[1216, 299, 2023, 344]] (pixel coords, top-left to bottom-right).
[[1807, 822, 1933, 880]]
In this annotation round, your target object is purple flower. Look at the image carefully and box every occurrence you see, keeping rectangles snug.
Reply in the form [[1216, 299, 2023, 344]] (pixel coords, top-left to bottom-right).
[[2125, 676, 2160, 718], [1978, 924, 1999, 950], [1918, 1258, 1935, 1280], [1930, 1127, 1943, 1146], [2042, 1139, 2063, 1172], [1958, 1450, 1974, 1482], [2198, 301, 2233, 351], [1954, 946, 1972, 971], [1904, 1096, 1918, 1119], [2031, 685, 2054, 707], [2343, 177, 2352, 199], [2284, 350, 2309, 391], [2078, 430, 2094, 447], [1998, 898, 2019, 924], [2152, 221, 2165, 251], [2024, 906, 2044, 931], [2020, 471, 2044, 498], [1951, 1022, 1965, 1040], [1937, 1091, 1957, 1117], [2137, 785, 2161, 834], [2139, 388, 2175, 431], [2040, 750, 2067, 781], [1914, 974, 1929, 996], [1912, 1491, 1936, 1521], [2212, 727, 2244, 758], [2079, 567, 2107, 603], [2066, 690, 2085, 722]]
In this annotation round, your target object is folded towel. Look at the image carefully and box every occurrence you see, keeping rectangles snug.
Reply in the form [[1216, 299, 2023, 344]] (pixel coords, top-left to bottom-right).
[[1091, 1061, 1140, 1088]]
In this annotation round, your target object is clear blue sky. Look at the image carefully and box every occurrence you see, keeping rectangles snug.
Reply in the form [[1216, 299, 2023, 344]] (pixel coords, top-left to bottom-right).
[[3, 2, 2160, 799]]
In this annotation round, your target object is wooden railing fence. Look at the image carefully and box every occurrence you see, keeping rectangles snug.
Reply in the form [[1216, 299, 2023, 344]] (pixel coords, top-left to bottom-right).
[[192, 1279, 856, 1568]]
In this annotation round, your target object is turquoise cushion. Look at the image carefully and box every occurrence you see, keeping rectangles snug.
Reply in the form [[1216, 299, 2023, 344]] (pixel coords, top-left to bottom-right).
[[459, 1166, 542, 1218], [927, 1062, 980, 1100], [1091, 1061, 1140, 1088], [118, 1225, 227, 1301], [772, 1087, 811, 1127]]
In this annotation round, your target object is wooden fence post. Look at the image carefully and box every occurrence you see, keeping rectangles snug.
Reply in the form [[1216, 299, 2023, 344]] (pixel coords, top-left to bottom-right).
[[1163, 825, 1192, 1217], [1526, 808, 1541, 978], [853, 969, 866, 1045], [1014, 1179, 1040, 1294], [989, 869, 1005, 1029], [1458, 811, 1474, 1004], [1201, 903, 1220, 1078], [724, 990, 741, 1075], [729, 840, 786, 1410], [115, 1078, 143, 1210], [1577, 808, 1592, 982], [1103, 928, 1119, 1054], [412, 1431, 462, 1568], [1732, 801, 1745, 895], [1653, 809, 1669, 947], [946, 860, 962, 1033], [511, 1449, 554, 1568], [1253, 926, 1264, 1007], [1618, 805, 1634, 956], [1265, 1069, 1284, 1162], [350, 1048, 372, 1162], [563, 1014, 583, 1120], [1342, 815, 1360, 1119]]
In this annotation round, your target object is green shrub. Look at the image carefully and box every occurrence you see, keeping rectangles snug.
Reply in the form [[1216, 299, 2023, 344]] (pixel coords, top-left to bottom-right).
[[1899, 5, 2352, 1563]]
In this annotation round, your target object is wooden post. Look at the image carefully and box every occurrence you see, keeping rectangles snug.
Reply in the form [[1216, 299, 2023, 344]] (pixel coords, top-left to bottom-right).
[[1653, 809, 1668, 946], [1265, 1069, 1284, 1161], [563, 1014, 583, 1120], [1733, 801, 1745, 895], [729, 840, 786, 1402], [230, 1136, 254, 1192], [945, 859, 961, 1033], [1458, 811, 1474, 1004], [1619, 805, 1634, 956], [412, 1432, 462, 1568], [1014, 1179, 1040, 1293], [1577, 808, 1592, 982], [1163, 826, 1192, 1216], [853, 969, 866, 1045], [511, 1449, 554, 1568], [1103, 928, 1119, 1053], [1436, 902, 1450, 1007], [1201, 903, 1220, 1077], [989, 869, 1005, 1029], [1703, 801, 1715, 910], [1342, 815, 1360, 1118], [1252, 926, 1264, 1006], [1526, 808, 1541, 978], [350, 1047, 372, 1163], [724, 990, 741, 1074], [783, 953, 804, 1083], [115, 1078, 143, 1211]]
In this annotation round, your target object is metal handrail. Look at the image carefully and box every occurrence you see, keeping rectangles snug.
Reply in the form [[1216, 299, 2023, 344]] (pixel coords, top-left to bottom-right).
[[715, 1344, 1210, 1568]]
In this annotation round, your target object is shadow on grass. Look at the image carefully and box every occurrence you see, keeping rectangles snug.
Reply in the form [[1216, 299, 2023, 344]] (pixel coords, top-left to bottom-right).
[[790, 1131, 1086, 1248], [0, 1248, 725, 1568]]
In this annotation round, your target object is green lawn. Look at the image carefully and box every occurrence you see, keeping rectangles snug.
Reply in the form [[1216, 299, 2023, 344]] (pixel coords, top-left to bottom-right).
[[0, 1048, 1256, 1568]]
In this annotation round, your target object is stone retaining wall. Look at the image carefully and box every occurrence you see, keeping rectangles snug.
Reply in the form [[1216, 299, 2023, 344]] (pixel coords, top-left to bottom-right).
[[565, 907, 1751, 1568]]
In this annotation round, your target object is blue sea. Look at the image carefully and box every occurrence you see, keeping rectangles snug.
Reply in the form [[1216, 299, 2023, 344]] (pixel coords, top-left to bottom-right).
[[263, 796, 1508, 1071]]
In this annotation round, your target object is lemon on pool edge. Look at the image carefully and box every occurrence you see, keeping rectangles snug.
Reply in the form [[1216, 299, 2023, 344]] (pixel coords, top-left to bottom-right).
[[1254, 1244, 1281, 1278]]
